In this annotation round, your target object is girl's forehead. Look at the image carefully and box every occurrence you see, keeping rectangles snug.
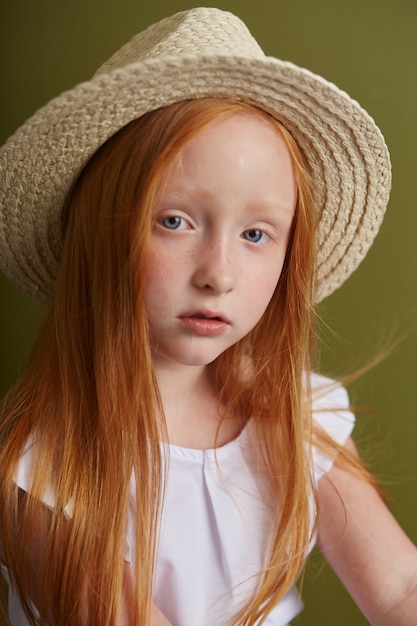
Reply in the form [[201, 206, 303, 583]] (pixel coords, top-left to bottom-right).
[[169, 112, 292, 167], [155, 112, 297, 216]]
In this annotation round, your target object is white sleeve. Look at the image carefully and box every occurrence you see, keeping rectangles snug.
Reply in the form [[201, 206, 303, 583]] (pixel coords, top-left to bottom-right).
[[14, 436, 57, 510], [14, 437, 73, 518], [14, 436, 133, 559], [310, 373, 356, 482]]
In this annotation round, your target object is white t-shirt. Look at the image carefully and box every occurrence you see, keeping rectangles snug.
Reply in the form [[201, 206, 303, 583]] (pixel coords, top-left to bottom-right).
[[2, 373, 355, 625]]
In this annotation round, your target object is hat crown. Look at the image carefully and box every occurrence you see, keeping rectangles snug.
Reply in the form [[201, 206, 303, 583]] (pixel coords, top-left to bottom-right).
[[95, 8, 265, 77], [0, 8, 391, 301]]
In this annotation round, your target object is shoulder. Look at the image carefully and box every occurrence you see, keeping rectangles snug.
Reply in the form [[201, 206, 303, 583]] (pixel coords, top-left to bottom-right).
[[310, 372, 354, 431], [310, 372, 350, 410]]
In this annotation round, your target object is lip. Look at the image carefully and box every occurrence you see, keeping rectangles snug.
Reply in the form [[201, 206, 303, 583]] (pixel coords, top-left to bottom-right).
[[178, 309, 231, 336], [179, 309, 231, 324]]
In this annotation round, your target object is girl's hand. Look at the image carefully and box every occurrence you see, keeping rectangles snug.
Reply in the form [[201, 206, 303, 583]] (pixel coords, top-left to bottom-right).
[[151, 603, 173, 625], [121, 561, 172, 625]]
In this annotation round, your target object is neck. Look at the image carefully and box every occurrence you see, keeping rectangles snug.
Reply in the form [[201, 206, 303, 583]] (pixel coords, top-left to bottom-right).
[[153, 362, 241, 449], [153, 361, 210, 402]]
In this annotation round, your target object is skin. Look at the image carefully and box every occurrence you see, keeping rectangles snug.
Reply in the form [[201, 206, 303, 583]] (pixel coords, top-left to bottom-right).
[[144, 113, 296, 370], [144, 113, 296, 449]]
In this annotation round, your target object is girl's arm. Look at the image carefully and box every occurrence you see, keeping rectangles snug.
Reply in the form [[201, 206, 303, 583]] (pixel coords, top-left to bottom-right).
[[1, 489, 172, 625], [317, 438, 417, 625]]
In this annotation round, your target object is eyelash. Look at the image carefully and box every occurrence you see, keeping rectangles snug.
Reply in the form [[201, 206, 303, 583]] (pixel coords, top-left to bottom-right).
[[160, 216, 270, 244]]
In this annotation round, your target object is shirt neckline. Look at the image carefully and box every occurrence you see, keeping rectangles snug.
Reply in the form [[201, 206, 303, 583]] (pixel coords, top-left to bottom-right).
[[162, 419, 253, 462]]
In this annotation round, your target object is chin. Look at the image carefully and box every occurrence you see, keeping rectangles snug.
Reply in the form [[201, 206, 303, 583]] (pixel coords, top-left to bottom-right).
[[153, 347, 225, 369]]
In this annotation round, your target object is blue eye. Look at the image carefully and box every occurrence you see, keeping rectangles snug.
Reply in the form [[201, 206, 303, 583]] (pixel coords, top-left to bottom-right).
[[242, 229, 269, 244], [161, 216, 184, 230]]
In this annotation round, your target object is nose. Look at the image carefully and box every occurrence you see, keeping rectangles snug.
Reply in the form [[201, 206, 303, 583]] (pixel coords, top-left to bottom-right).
[[192, 240, 236, 294]]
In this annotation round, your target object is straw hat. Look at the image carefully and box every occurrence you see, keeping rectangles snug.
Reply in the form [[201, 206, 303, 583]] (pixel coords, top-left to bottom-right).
[[0, 7, 391, 302]]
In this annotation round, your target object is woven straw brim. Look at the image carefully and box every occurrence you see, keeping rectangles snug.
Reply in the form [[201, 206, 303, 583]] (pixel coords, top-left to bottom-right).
[[0, 53, 391, 302]]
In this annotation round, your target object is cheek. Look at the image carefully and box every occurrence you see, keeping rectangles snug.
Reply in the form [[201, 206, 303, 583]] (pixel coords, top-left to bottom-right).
[[143, 253, 168, 307], [260, 275, 281, 309], [255, 251, 286, 296], [244, 264, 282, 320], [143, 248, 185, 311]]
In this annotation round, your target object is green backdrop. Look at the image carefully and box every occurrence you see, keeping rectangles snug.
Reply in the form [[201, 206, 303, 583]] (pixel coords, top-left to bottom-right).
[[1, 1, 416, 624]]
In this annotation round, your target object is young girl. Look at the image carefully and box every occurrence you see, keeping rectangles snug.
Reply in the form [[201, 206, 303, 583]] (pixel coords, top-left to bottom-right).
[[0, 7, 416, 626]]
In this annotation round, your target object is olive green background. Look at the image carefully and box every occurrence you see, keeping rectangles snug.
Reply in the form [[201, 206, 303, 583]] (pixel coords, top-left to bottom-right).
[[1, 0, 416, 623]]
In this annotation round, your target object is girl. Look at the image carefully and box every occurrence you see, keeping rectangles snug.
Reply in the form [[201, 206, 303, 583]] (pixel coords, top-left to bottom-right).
[[0, 7, 416, 626]]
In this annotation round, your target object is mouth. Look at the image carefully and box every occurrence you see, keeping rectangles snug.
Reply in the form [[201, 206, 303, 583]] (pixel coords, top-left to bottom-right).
[[178, 310, 231, 336], [179, 310, 230, 324]]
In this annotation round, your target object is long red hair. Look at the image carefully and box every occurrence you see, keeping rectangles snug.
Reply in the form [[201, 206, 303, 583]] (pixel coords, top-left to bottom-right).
[[0, 99, 374, 625]]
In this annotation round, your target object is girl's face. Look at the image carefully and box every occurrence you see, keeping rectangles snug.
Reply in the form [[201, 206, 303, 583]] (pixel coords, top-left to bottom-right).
[[144, 112, 297, 371]]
